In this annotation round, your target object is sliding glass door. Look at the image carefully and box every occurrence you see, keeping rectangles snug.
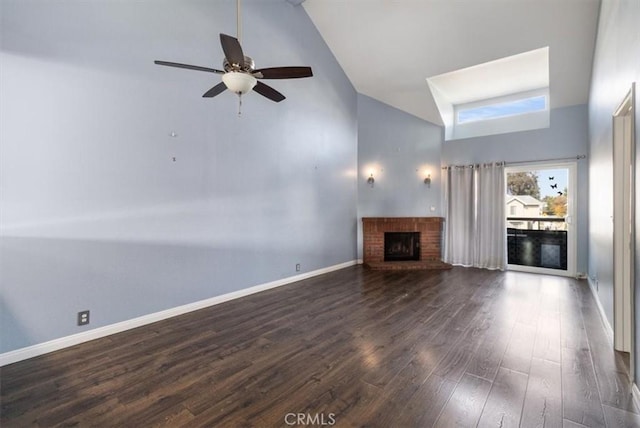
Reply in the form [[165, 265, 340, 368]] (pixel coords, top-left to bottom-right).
[[505, 162, 577, 276]]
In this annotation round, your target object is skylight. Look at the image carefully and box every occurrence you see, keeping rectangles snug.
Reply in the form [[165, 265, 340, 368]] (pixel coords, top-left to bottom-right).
[[457, 95, 547, 124], [426, 47, 550, 140]]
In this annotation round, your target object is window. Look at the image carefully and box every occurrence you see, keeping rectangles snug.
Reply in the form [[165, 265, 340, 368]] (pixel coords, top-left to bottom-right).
[[450, 89, 550, 140], [457, 95, 547, 124], [510, 205, 517, 216]]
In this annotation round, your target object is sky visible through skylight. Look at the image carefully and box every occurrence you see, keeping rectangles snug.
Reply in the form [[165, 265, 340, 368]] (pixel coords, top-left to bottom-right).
[[458, 95, 546, 124]]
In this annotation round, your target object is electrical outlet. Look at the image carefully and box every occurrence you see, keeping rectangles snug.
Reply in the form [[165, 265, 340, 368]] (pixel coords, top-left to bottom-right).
[[77, 310, 90, 326], [296, 263, 301, 272]]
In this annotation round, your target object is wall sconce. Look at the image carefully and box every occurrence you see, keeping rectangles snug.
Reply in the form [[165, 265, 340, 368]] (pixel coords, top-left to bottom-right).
[[424, 173, 431, 188], [367, 173, 375, 187]]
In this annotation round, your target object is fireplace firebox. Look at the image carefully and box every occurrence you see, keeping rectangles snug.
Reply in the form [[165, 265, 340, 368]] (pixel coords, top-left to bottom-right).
[[384, 232, 420, 261]]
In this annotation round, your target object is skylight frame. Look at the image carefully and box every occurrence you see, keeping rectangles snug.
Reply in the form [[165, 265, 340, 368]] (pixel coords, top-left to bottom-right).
[[426, 47, 550, 141]]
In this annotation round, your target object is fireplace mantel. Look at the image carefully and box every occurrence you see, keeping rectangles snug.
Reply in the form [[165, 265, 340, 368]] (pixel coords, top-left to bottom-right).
[[362, 217, 451, 270]]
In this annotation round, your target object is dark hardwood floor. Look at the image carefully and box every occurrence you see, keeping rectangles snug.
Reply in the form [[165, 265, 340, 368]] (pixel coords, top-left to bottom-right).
[[2, 266, 640, 427]]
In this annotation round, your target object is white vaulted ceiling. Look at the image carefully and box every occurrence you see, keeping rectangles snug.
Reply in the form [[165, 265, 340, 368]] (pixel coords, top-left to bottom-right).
[[303, 0, 600, 125]]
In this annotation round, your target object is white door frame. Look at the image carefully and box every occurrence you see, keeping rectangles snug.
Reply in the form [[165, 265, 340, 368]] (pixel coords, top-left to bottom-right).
[[505, 162, 577, 278], [612, 83, 636, 380]]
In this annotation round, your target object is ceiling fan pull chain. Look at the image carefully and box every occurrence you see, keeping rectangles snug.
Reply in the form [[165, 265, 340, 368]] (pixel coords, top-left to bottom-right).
[[238, 93, 242, 116]]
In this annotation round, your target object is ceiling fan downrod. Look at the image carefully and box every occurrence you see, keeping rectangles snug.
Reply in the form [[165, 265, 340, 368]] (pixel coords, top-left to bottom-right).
[[236, 0, 242, 44]]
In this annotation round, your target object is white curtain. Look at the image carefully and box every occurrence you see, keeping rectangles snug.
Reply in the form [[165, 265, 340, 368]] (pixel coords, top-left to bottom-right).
[[475, 163, 506, 269], [444, 162, 506, 270], [444, 166, 475, 266]]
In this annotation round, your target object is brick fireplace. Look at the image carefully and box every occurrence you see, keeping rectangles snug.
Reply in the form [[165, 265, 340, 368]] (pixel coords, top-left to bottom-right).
[[362, 217, 451, 270]]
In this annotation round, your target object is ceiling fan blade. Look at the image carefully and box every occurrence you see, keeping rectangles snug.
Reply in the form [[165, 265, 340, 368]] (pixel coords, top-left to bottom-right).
[[154, 60, 224, 74], [254, 66, 313, 79], [253, 81, 285, 102], [219, 33, 245, 68], [202, 82, 227, 98]]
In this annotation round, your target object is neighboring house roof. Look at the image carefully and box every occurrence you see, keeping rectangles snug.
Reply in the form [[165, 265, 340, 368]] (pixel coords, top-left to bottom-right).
[[506, 195, 543, 206]]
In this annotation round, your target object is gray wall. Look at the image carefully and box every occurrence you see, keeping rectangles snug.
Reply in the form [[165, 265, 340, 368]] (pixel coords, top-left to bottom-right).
[[441, 104, 590, 275], [356, 94, 443, 260], [0, 0, 358, 353], [587, 0, 640, 378]]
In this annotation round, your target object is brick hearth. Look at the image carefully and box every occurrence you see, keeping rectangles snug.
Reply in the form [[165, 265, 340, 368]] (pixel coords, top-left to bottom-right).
[[362, 217, 451, 270]]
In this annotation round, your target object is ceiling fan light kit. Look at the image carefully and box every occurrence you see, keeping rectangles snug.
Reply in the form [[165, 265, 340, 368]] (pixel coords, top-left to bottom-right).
[[222, 72, 257, 94], [153, 0, 313, 113]]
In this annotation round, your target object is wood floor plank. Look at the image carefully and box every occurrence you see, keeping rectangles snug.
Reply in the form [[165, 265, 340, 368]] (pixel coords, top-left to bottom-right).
[[476, 367, 528, 428], [395, 374, 457, 428], [0, 267, 634, 427], [464, 323, 512, 382], [361, 356, 434, 425], [433, 373, 492, 427], [602, 404, 640, 428], [590, 345, 638, 414], [520, 357, 563, 428], [563, 419, 590, 428], [560, 286, 590, 351], [431, 319, 488, 382], [532, 310, 562, 363], [579, 295, 639, 414], [501, 321, 537, 375], [562, 346, 606, 427]]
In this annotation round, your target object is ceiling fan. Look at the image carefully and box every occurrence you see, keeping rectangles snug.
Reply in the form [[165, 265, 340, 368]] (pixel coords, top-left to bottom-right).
[[154, 0, 313, 110]]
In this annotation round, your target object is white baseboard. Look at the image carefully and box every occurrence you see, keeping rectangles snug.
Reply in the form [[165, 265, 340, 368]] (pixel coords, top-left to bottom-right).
[[588, 277, 640, 403], [588, 276, 614, 345], [0, 260, 359, 367]]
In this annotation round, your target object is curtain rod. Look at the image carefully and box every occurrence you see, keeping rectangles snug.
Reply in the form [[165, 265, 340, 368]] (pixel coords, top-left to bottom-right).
[[505, 154, 586, 166], [442, 155, 587, 169]]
